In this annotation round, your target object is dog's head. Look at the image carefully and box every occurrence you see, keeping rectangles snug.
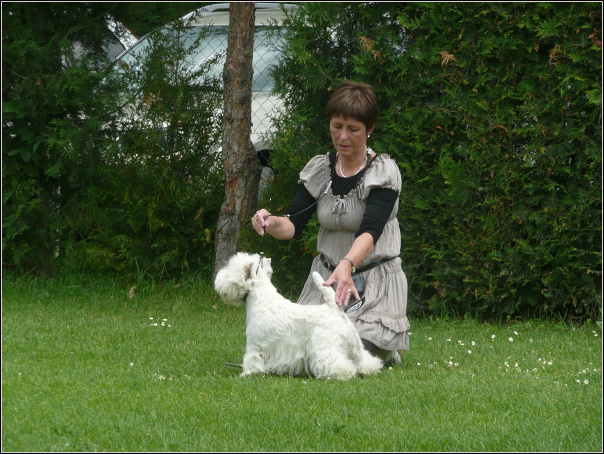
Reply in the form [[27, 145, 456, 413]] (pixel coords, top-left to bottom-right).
[[214, 252, 273, 307]]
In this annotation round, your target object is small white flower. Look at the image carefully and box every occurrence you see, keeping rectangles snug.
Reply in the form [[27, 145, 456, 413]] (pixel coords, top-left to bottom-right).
[[584, 380, 589, 385], [514, 331, 519, 335], [467, 350, 472, 354], [471, 341, 476, 346], [428, 337, 433, 341], [130, 362, 134, 367], [491, 335, 496, 339], [508, 337, 514, 342]]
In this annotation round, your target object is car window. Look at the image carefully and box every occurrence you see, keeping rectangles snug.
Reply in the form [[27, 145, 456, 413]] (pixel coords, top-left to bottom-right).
[[117, 25, 284, 93]]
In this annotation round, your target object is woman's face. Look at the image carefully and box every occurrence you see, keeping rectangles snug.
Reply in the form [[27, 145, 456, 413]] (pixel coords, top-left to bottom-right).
[[329, 115, 372, 158]]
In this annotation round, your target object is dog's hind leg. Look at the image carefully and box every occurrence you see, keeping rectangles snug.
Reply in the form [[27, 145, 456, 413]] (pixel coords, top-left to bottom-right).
[[354, 348, 384, 375], [321, 356, 358, 380], [345, 330, 384, 375], [310, 352, 357, 380], [307, 331, 358, 380]]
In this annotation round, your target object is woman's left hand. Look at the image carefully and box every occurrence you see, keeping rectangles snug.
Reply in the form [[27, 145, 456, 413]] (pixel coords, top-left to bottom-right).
[[323, 262, 360, 308]]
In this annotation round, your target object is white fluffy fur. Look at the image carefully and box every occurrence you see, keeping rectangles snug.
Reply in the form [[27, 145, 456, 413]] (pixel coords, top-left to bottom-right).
[[214, 252, 383, 380]]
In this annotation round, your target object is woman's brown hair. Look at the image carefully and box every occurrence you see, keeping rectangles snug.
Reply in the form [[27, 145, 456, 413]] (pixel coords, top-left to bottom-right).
[[326, 81, 379, 132]]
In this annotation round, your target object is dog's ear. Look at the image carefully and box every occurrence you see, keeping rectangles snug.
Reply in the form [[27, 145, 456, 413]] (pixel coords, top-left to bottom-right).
[[244, 262, 253, 281]]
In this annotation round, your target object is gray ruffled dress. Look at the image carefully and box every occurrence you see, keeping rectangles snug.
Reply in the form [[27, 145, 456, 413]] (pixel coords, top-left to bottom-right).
[[296, 153, 410, 352]]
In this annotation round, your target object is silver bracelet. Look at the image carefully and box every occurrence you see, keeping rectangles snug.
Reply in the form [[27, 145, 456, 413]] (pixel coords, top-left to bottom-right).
[[340, 257, 356, 274]]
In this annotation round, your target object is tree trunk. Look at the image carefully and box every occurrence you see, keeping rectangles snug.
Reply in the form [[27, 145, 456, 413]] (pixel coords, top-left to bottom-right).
[[213, 2, 259, 277]]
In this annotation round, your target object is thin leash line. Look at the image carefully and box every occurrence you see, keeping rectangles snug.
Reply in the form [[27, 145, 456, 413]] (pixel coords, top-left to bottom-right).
[[257, 151, 371, 274], [255, 202, 319, 275], [264, 156, 335, 222], [255, 157, 334, 275]]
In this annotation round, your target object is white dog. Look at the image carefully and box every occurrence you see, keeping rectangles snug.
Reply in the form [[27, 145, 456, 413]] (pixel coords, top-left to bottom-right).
[[214, 252, 383, 380]]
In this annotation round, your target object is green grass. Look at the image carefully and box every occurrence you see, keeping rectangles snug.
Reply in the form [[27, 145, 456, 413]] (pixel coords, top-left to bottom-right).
[[2, 275, 602, 452]]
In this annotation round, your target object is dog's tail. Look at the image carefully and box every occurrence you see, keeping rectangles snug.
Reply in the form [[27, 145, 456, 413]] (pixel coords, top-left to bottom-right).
[[311, 272, 341, 311]]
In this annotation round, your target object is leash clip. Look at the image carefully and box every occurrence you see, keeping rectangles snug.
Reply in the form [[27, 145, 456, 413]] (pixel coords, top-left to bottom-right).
[[256, 251, 264, 275]]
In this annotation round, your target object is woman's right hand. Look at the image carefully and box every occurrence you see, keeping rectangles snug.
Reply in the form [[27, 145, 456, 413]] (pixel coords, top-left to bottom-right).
[[323, 262, 360, 308], [251, 209, 271, 236]]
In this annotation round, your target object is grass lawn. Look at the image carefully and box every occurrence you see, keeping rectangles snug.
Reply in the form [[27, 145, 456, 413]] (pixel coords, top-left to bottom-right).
[[2, 275, 602, 452]]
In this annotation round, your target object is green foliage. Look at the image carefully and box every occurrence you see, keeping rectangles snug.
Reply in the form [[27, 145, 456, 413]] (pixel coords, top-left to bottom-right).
[[3, 4, 224, 280], [268, 2, 601, 320], [2, 2, 124, 273], [67, 15, 224, 279], [3, 3, 601, 319]]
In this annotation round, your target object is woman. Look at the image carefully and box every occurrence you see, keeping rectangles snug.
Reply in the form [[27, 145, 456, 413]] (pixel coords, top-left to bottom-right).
[[252, 81, 409, 365]]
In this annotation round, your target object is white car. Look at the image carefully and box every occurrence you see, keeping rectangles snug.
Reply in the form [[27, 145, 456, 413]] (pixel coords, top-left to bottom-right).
[[64, 16, 138, 68], [114, 2, 296, 169]]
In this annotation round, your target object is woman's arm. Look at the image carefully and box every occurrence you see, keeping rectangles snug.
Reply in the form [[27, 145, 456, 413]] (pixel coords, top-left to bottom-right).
[[252, 183, 317, 240], [251, 209, 296, 240]]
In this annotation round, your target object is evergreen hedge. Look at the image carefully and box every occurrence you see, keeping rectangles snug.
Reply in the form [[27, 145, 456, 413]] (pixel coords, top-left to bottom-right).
[[261, 2, 601, 320], [3, 2, 601, 320], [2, 4, 223, 279]]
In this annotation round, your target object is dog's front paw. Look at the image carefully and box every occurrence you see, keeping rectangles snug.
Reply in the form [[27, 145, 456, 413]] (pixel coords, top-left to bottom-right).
[[240, 368, 267, 377]]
